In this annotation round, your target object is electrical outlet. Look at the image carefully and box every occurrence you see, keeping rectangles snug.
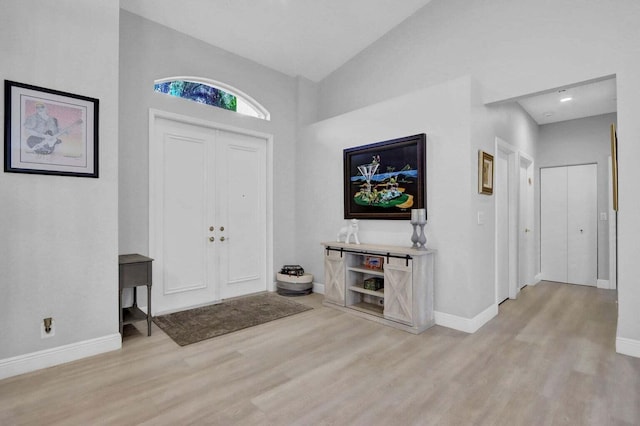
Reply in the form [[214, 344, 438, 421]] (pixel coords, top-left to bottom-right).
[[41, 318, 55, 339]]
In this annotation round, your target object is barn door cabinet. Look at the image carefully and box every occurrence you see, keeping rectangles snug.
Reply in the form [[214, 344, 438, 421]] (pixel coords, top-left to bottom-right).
[[322, 242, 435, 334]]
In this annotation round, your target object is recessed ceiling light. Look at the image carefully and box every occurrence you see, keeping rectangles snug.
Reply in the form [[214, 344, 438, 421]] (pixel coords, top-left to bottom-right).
[[560, 97, 572, 102]]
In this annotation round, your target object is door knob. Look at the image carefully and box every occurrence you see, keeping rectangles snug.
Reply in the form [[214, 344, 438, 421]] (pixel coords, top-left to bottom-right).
[[209, 236, 215, 242], [220, 236, 225, 242], [524, 228, 531, 233], [580, 229, 584, 233], [209, 226, 214, 232], [220, 226, 225, 232]]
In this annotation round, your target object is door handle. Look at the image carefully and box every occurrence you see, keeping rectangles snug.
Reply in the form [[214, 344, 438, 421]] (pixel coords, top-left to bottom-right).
[[220, 236, 225, 242], [524, 228, 531, 233], [209, 236, 215, 242]]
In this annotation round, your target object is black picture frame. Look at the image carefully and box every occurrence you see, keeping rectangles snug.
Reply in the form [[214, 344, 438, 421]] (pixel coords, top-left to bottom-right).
[[4, 80, 99, 178], [344, 133, 426, 220]]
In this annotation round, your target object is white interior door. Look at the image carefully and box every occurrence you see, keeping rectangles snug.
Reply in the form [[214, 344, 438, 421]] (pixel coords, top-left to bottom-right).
[[540, 164, 597, 286], [567, 164, 597, 285], [495, 138, 521, 303], [496, 149, 510, 303], [151, 117, 267, 315], [518, 156, 534, 288]]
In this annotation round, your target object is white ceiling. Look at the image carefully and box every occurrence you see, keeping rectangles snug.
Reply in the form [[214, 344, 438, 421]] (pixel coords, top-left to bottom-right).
[[516, 77, 617, 125], [120, 0, 433, 82]]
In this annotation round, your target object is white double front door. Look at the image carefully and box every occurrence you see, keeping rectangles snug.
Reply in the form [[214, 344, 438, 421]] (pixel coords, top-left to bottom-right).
[[151, 116, 267, 315]]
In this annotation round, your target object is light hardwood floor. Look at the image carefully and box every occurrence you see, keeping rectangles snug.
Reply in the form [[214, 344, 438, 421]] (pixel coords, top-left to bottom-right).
[[1, 281, 639, 425]]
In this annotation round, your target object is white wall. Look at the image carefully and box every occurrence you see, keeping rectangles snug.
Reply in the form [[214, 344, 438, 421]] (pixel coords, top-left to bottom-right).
[[318, 0, 640, 354], [536, 113, 616, 281], [118, 12, 299, 280], [296, 76, 319, 128], [484, 103, 538, 160], [319, 0, 635, 120], [470, 88, 540, 309], [298, 77, 481, 319], [297, 77, 539, 323], [0, 0, 120, 372], [617, 68, 640, 355]]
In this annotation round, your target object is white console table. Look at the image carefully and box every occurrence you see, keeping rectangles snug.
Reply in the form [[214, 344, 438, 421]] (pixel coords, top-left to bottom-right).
[[322, 242, 435, 334]]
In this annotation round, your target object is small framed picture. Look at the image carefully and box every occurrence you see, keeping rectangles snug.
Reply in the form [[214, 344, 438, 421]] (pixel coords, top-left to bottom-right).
[[478, 150, 494, 195], [4, 80, 99, 178], [363, 255, 384, 270]]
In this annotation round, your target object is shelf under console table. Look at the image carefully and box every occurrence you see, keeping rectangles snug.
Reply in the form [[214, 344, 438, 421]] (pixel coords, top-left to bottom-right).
[[321, 242, 435, 334]]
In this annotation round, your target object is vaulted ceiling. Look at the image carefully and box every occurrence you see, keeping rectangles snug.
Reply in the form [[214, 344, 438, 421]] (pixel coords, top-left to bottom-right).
[[120, 0, 433, 82], [120, 1, 617, 123]]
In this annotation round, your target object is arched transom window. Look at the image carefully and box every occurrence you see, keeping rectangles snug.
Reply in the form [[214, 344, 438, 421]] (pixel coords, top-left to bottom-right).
[[154, 77, 270, 120]]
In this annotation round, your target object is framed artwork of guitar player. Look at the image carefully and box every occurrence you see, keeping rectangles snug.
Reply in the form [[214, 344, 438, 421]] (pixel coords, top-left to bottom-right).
[[4, 80, 99, 177]]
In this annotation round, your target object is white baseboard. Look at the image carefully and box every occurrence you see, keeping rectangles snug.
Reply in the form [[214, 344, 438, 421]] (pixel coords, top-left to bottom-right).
[[0, 333, 122, 380], [434, 303, 498, 333], [616, 337, 640, 358], [313, 282, 325, 294], [597, 279, 611, 289], [530, 274, 542, 286]]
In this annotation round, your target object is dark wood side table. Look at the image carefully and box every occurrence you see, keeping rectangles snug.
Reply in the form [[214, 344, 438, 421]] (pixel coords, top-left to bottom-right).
[[119, 254, 153, 337]]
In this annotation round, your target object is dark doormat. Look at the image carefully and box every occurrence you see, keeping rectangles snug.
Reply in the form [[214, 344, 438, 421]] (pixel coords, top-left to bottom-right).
[[153, 292, 312, 346]]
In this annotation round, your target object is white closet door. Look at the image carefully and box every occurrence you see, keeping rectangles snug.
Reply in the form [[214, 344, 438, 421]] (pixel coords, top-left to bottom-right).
[[541, 167, 568, 283], [567, 164, 597, 285], [540, 164, 597, 286]]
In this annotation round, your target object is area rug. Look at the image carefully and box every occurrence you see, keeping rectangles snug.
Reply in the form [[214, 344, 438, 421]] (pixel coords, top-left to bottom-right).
[[153, 292, 312, 346]]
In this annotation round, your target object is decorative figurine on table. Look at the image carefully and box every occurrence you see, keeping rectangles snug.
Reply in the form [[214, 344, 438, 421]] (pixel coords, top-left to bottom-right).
[[337, 219, 360, 244]]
